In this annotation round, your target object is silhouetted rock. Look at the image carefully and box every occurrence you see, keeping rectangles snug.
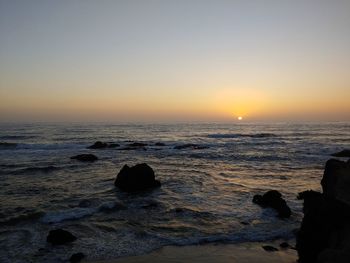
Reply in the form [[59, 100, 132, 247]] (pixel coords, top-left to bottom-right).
[[155, 142, 166, 146], [253, 190, 291, 218], [87, 141, 108, 149], [174, 144, 209, 150], [321, 158, 350, 206], [47, 229, 76, 245], [70, 154, 98, 162], [70, 252, 85, 263], [114, 163, 161, 192], [262, 245, 278, 252], [296, 158, 350, 263], [331, 149, 350, 157]]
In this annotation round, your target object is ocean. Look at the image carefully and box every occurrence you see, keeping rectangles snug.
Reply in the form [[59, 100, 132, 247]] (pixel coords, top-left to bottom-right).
[[0, 122, 349, 262]]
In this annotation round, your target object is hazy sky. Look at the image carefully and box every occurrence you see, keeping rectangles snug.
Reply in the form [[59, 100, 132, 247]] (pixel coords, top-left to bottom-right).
[[1, 0, 349, 122]]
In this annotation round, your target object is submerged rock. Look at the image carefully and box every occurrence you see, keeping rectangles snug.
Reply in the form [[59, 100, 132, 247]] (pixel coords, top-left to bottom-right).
[[296, 158, 350, 263], [0, 142, 17, 148], [70, 252, 85, 263], [253, 190, 291, 218], [47, 229, 76, 245], [155, 142, 166, 146], [87, 141, 119, 149], [70, 154, 98, 162], [174, 144, 209, 150], [262, 245, 279, 252], [331, 149, 350, 158], [114, 163, 161, 192]]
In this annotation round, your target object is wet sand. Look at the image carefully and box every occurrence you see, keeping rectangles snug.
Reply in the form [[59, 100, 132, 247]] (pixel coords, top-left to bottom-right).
[[96, 241, 297, 263]]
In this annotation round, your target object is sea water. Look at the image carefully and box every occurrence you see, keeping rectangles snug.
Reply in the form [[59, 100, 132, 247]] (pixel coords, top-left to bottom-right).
[[0, 122, 349, 262]]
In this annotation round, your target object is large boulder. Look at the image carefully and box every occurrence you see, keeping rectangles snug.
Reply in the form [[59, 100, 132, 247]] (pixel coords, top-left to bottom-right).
[[70, 154, 98, 162], [296, 158, 350, 263], [47, 229, 76, 245], [253, 190, 291, 218], [114, 163, 161, 192]]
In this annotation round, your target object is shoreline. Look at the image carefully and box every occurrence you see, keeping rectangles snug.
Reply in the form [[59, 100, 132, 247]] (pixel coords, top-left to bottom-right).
[[94, 240, 297, 263]]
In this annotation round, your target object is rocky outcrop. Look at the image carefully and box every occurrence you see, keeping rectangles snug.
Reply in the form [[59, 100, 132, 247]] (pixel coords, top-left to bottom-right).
[[70, 154, 98, 162], [114, 163, 161, 192], [47, 229, 76, 245], [296, 159, 350, 263], [253, 190, 291, 218]]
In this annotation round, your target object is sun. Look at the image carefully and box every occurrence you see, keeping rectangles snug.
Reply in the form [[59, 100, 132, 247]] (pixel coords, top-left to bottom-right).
[[238, 116, 243, 121]]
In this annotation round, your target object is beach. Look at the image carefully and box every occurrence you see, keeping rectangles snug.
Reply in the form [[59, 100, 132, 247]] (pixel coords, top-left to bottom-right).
[[98, 242, 297, 263]]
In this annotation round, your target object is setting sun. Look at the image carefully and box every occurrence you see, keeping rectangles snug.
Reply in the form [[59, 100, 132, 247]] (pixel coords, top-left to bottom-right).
[[238, 116, 243, 120]]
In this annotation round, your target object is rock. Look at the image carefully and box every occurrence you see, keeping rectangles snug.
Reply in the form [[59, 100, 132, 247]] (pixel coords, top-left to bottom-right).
[[47, 229, 77, 245], [87, 141, 108, 149], [155, 142, 166, 146], [296, 158, 350, 263], [107, 143, 120, 148], [174, 144, 209, 150], [262, 245, 278, 252], [70, 154, 98, 162], [114, 163, 161, 192], [253, 190, 291, 218], [280, 242, 290, 248], [127, 142, 148, 147], [321, 158, 350, 206], [331, 149, 350, 157], [87, 141, 119, 149], [70, 252, 85, 263], [0, 142, 17, 148]]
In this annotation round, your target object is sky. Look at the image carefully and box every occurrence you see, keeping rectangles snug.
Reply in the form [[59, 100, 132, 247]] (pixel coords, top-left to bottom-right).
[[0, 0, 349, 122]]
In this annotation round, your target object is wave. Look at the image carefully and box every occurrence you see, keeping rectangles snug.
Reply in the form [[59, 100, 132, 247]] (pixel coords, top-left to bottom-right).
[[40, 201, 126, 223], [0, 135, 38, 140], [9, 166, 61, 175], [207, 133, 277, 139], [0, 211, 45, 225]]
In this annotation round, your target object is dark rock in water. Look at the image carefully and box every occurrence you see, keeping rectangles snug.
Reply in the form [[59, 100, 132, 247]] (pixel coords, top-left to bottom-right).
[[296, 158, 350, 263], [0, 142, 17, 148], [174, 144, 209, 150], [280, 242, 290, 249], [297, 190, 321, 200], [87, 141, 119, 149], [155, 142, 166, 146], [70, 252, 85, 263], [47, 229, 76, 245], [70, 154, 98, 162], [127, 142, 148, 147], [253, 190, 291, 218], [107, 143, 120, 148], [262, 245, 278, 252], [114, 163, 161, 192], [240, 221, 249, 225], [87, 141, 108, 149], [331, 149, 350, 157]]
